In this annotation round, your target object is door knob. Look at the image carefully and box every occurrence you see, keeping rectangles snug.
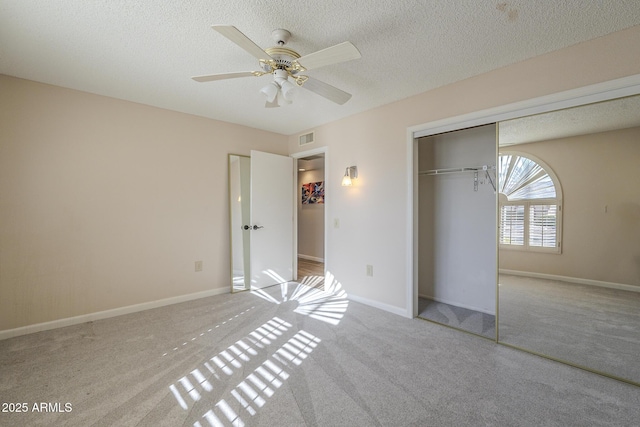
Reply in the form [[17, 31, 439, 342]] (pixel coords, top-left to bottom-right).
[[252, 225, 264, 230], [242, 225, 251, 230]]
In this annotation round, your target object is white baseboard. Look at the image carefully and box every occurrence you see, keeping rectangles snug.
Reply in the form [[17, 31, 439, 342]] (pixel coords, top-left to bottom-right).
[[297, 254, 324, 263], [347, 294, 409, 318], [418, 294, 496, 316], [0, 287, 229, 341], [499, 269, 640, 293]]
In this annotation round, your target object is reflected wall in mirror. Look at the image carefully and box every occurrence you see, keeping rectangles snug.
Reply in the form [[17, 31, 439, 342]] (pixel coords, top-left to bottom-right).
[[229, 154, 251, 292], [498, 95, 640, 385]]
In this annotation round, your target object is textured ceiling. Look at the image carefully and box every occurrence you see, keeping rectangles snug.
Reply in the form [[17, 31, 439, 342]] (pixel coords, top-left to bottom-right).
[[499, 94, 640, 146], [1, 1, 640, 135]]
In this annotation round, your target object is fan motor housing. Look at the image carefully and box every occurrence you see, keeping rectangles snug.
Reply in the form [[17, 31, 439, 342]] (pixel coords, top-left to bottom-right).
[[263, 46, 301, 73]]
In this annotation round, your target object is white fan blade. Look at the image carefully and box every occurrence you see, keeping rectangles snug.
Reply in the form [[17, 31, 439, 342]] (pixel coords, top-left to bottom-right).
[[212, 25, 273, 61], [192, 71, 257, 82], [296, 42, 361, 71], [302, 77, 352, 105]]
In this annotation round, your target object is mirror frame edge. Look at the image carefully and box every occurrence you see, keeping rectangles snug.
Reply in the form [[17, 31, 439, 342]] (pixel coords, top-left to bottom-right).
[[228, 153, 251, 294]]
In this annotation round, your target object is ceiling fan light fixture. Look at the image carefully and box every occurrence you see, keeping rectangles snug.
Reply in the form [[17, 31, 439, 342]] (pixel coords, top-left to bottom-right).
[[276, 90, 292, 106], [194, 26, 361, 107], [260, 81, 280, 103], [279, 79, 297, 101]]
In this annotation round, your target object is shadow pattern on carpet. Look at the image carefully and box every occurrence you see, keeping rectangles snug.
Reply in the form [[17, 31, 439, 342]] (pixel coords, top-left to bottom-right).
[[418, 297, 495, 339]]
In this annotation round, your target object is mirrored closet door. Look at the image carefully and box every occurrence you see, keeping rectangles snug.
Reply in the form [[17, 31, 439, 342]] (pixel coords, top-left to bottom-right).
[[229, 154, 251, 292], [497, 94, 640, 385]]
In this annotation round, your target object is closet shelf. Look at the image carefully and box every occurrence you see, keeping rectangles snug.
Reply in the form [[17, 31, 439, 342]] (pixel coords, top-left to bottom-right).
[[419, 165, 496, 192], [418, 165, 495, 175]]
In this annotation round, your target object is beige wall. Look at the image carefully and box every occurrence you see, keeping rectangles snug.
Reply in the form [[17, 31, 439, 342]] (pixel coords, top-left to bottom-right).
[[499, 126, 640, 286], [0, 75, 287, 331], [288, 25, 640, 315]]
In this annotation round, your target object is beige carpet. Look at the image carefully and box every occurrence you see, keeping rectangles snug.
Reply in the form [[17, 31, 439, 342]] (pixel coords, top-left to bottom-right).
[[1, 280, 639, 426], [498, 274, 640, 384]]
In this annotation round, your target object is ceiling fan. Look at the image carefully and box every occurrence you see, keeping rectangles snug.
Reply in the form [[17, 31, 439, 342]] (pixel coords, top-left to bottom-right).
[[192, 26, 361, 108]]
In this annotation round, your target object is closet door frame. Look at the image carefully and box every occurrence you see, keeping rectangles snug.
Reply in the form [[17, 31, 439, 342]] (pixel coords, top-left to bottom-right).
[[406, 74, 640, 321]]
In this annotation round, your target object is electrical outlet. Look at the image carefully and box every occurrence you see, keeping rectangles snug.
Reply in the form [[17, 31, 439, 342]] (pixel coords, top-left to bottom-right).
[[334, 218, 340, 228], [195, 261, 203, 272], [366, 264, 373, 277]]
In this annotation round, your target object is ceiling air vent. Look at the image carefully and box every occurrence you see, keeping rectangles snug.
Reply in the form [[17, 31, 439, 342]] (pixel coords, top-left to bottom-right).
[[298, 131, 315, 146]]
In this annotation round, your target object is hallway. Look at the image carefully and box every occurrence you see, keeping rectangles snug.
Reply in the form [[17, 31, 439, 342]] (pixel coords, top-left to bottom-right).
[[297, 257, 324, 289]]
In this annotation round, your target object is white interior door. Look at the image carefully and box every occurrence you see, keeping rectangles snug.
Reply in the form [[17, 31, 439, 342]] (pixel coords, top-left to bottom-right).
[[250, 150, 294, 289]]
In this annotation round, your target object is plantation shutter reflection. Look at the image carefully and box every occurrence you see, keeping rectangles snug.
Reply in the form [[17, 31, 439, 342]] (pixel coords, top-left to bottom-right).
[[529, 205, 557, 248], [499, 153, 562, 253], [500, 205, 525, 245]]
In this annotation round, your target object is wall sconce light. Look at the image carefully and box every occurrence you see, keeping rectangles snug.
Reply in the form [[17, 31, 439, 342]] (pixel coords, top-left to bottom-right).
[[341, 166, 357, 186]]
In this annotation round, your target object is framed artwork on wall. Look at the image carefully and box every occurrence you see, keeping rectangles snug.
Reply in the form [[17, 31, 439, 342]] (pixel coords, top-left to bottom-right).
[[301, 181, 324, 204]]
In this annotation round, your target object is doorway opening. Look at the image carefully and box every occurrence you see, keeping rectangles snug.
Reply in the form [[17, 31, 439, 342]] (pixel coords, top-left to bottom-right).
[[294, 149, 326, 290]]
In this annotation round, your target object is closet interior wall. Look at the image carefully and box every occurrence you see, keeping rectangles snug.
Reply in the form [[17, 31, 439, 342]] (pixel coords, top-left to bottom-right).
[[418, 124, 498, 316]]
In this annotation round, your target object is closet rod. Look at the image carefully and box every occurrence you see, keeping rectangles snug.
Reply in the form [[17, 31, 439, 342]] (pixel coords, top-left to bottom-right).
[[418, 165, 495, 176]]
